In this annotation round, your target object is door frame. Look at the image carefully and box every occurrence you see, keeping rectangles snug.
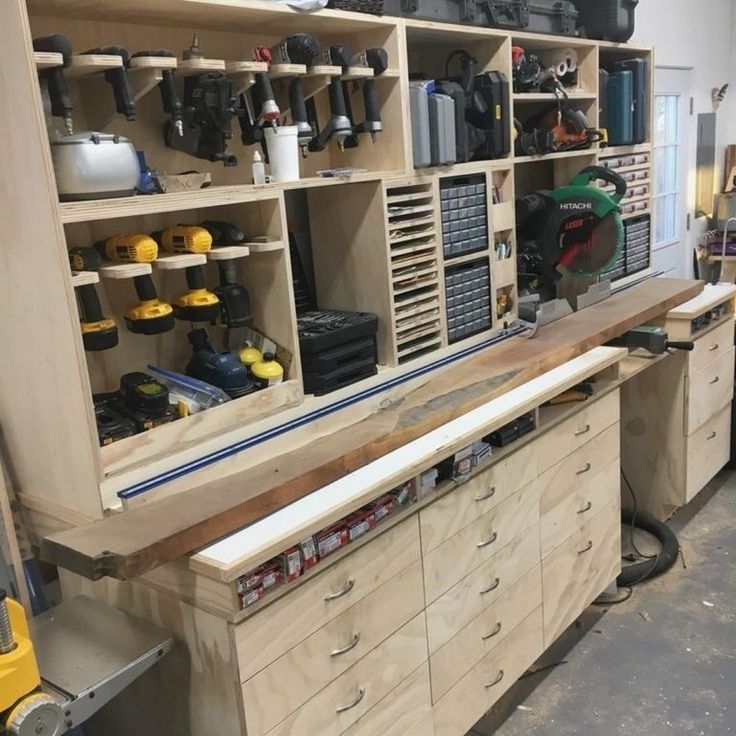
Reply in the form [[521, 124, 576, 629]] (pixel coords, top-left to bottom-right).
[[654, 66, 695, 278]]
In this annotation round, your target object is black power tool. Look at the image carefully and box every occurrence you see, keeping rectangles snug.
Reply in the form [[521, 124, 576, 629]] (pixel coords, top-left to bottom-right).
[[131, 49, 183, 136], [82, 45, 137, 121], [32, 34, 74, 134]]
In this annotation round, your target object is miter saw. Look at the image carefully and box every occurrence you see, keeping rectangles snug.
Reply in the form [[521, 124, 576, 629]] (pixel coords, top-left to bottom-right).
[[516, 165, 627, 305]]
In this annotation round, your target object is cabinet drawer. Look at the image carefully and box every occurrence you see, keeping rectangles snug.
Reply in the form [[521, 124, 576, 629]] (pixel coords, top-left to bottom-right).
[[403, 714, 435, 736], [426, 525, 540, 653], [420, 441, 537, 553], [243, 560, 424, 736], [688, 320, 734, 374], [235, 517, 420, 681], [685, 348, 734, 434], [540, 423, 620, 558], [542, 501, 621, 647], [423, 482, 539, 603], [537, 389, 619, 473], [341, 663, 431, 736], [263, 614, 427, 736], [686, 403, 731, 502], [429, 565, 542, 702], [432, 608, 544, 736]]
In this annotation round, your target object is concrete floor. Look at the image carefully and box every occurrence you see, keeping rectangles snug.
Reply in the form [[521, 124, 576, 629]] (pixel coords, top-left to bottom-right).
[[467, 470, 736, 736]]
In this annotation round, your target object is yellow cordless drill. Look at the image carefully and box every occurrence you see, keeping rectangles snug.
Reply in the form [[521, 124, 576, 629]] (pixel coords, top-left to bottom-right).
[[152, 226, 220, 322], [95, 234, 175, 334], [68, 247, 118, 351]]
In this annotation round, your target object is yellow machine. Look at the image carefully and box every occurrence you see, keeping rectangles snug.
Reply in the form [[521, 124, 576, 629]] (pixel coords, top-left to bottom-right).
[[0, 590, 62, 736]]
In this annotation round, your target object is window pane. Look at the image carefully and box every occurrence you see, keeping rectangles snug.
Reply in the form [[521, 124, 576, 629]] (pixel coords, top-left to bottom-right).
[[654, 197, 666, 244], [654, 96, 667, 143], [666, 96, 679, 144], [665, 145, 679, 192], [664, 194, 678, 241], [654, 147, 667, 194]]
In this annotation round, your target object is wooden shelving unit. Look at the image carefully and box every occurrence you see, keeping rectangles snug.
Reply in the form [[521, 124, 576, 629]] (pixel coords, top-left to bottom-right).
[[5, 0, 653, 529]]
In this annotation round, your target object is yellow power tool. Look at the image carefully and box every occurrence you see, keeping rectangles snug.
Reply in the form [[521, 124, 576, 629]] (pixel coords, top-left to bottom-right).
[[153, 226, 220, 322], [95, 234, 175, 334], [0, 590, 63, 736]]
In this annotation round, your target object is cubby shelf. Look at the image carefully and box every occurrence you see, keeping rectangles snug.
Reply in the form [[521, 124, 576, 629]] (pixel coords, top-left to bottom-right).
[[513, 91, 598, 102], [514, 149, 600, 164], [17, 0, 654, 520]]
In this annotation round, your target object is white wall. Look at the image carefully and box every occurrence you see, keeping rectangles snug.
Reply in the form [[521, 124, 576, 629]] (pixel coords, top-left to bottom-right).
[[632, 0, 736, 274]]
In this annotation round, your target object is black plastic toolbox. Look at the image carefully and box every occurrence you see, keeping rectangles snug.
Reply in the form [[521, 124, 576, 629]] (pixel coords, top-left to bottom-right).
[[575, 0, 638, 42], [384, 0, 580, 36]]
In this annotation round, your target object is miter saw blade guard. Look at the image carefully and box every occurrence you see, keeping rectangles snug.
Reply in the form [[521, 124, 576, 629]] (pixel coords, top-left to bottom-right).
[[517, 165, 627, 295]]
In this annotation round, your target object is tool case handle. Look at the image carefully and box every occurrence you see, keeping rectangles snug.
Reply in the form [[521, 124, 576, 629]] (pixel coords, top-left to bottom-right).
[[481, 0, 530, 29]]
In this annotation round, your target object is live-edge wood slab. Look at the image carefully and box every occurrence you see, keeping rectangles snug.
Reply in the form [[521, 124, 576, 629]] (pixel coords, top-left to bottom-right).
[[42, 279, 703, 580]]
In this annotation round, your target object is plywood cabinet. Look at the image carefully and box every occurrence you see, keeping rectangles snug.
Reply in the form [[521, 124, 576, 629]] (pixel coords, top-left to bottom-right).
[[621, 285, 736, 520], [64, 381, 624, 736], [2, 0, 655, 536]]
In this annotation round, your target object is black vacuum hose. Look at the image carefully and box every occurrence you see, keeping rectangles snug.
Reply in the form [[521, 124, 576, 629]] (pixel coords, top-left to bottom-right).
[[617, 508, 680, 587]]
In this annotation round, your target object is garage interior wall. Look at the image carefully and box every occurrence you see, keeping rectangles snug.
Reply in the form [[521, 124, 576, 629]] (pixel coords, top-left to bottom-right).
[[632, 0, 736, 271]]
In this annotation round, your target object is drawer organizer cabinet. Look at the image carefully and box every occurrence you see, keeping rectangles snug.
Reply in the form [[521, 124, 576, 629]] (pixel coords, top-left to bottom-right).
[[61, 346, 627, 736], [621, 283, 736, 520], [3, 0, 654, 539]]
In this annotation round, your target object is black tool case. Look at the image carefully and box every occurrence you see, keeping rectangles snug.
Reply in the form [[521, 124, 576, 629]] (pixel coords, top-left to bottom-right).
[[576, 0, 638, 42], [384, 0, 580, 35]]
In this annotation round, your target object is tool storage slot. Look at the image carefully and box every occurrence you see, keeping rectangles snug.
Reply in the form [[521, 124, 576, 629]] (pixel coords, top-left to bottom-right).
[[63, 197, 301, 480], [30, 16, 406, 190]]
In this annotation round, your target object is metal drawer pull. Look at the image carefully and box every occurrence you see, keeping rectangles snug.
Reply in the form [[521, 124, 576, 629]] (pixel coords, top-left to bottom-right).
[[331, 633, 361, 657], [480, 577, 501, 595], [475, 486, 496, 502], [481, 621, 503, 641], [710, 376, 720, 385], [477, 531, 498, 549], [576, 462, 592, 475], [578, 540, 593, 554], [708, 431, 718, 440], [335, 687, 365, 713], [484, 670, 505, 688], [577, 501, 593, 515], [574, 424, 591, 436], [710, 343, 720, 351], [325, 579, 355, 602]]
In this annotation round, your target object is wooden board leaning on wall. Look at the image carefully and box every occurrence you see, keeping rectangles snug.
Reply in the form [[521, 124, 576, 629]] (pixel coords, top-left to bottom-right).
[[42, 278, 704, 581]]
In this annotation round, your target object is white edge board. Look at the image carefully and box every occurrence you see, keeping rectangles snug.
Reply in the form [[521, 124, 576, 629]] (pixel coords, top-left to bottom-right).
[[194, 345, 625, 572], [667, 283, 736, 319]]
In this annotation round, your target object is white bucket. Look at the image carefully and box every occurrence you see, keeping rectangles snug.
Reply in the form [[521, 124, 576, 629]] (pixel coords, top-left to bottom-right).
[[265, 126, 300, 182]]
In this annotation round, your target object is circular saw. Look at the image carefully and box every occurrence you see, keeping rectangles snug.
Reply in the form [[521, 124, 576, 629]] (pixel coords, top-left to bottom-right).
[[516, 165, 627, 294]]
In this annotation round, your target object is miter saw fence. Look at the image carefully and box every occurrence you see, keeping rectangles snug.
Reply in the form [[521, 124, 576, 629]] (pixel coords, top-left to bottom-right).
[[516, 166, 627, 300]]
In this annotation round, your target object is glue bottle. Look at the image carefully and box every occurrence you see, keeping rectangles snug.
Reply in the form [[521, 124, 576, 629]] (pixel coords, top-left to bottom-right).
[[251, 352, 284, 389], [252, 150, 266, 185], [239, 341, 263, 372]]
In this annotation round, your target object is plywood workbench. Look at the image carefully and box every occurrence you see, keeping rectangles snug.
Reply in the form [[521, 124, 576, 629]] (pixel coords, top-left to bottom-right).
[[0, 0, 733, 733], [58, 280, 736, 736]]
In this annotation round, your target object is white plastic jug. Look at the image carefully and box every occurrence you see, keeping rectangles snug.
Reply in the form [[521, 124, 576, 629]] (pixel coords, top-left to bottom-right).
[[265, 126, 300, 182]]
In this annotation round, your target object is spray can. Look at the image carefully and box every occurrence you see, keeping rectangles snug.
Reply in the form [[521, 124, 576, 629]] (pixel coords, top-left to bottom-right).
[[251, 352, 284, 389]]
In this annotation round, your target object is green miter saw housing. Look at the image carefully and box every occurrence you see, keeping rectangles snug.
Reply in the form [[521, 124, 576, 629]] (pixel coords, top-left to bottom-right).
[[538, 165, 627, 286]]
